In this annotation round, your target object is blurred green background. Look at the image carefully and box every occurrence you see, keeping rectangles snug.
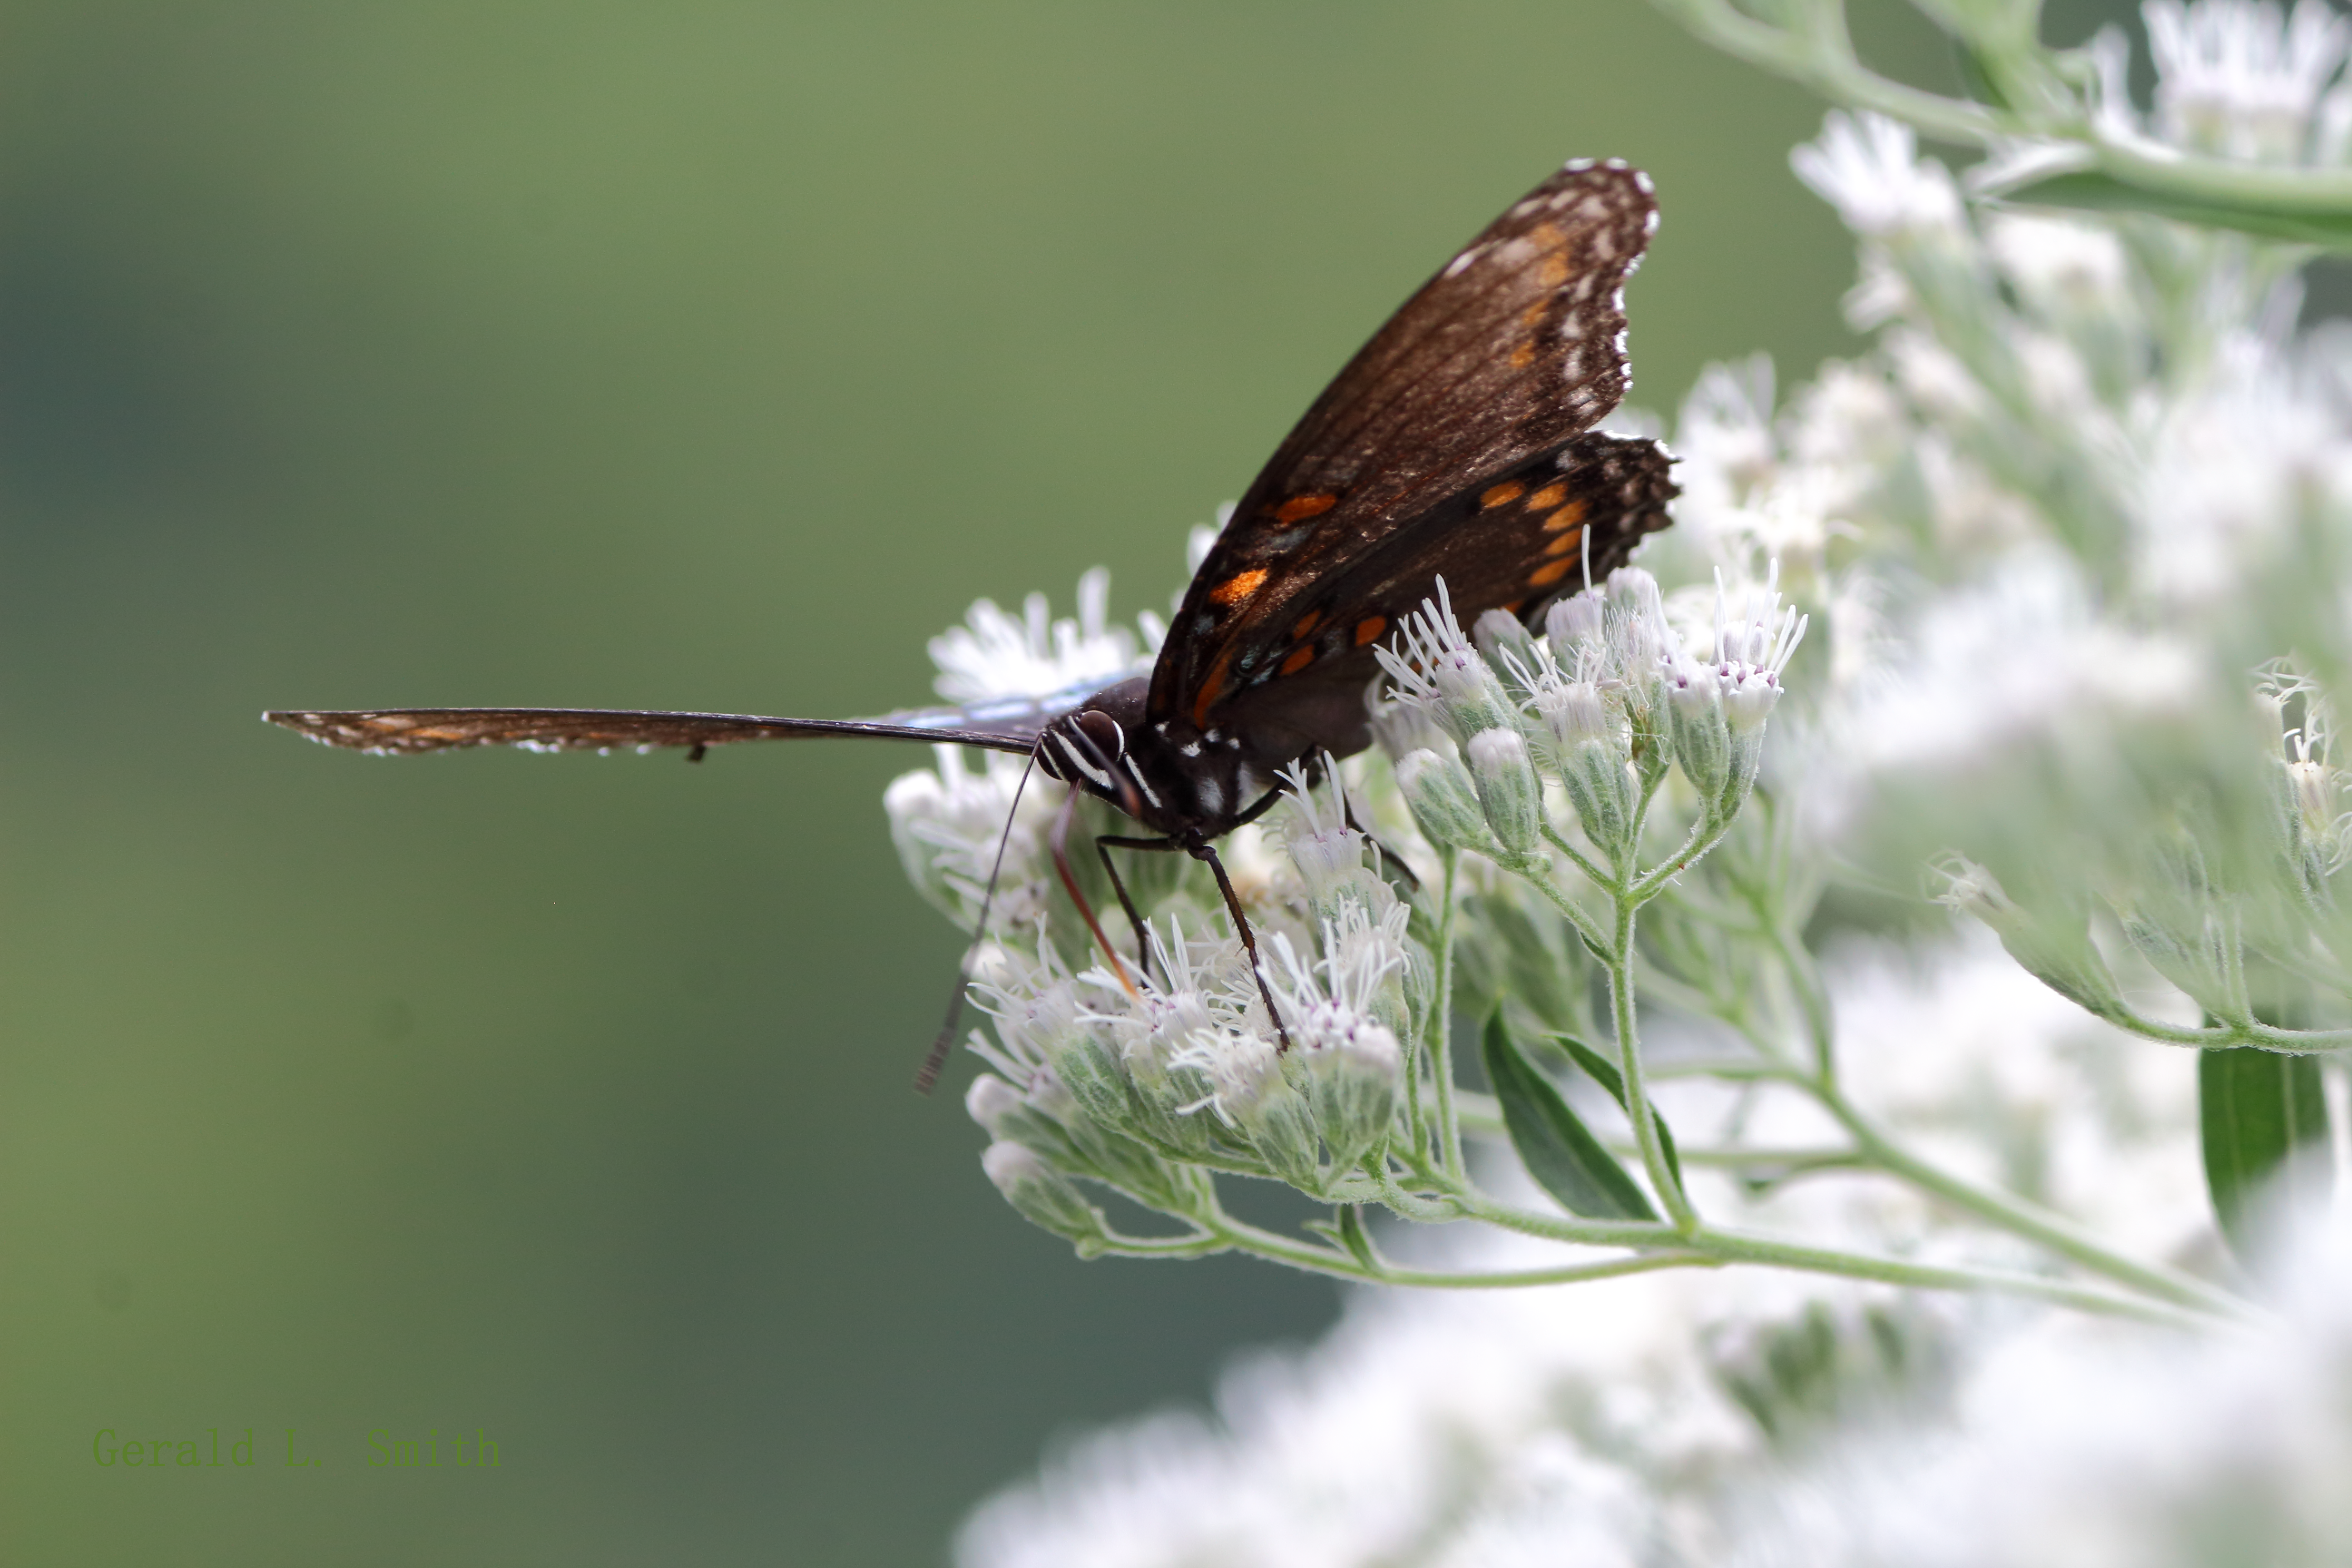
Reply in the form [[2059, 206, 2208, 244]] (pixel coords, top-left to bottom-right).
[[0, 2, 1997, 1562]]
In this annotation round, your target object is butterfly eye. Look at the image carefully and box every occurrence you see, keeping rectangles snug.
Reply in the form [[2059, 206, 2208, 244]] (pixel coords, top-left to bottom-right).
[[1073, 710, 1126, 762]]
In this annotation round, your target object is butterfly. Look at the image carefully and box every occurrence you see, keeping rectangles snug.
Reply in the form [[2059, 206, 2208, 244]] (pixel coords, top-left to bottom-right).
[[269, 157, 1678, 1077]]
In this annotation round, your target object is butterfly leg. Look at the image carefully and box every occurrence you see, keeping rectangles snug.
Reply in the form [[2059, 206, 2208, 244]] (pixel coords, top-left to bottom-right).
[[1094, 833, 1180, 980], [1047, 792, 1143, 997], [1185, 837, 1295, 1055]]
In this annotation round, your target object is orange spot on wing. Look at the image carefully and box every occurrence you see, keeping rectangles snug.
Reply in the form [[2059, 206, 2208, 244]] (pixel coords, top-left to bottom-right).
[[1541, 499, 1588, 533], [1529, 221, 1565, 249], [1291, 609, 1323, 639], [1520, 303, 1548, 328], [1501, 598, 1526, 617], [1353, 614, 1387, 647], [1539, 255, 1570, 287], [1279, 645, 1316, 676], [1544, 527, 1585, 557], [1272, 492, 1338, 523], [1509, 342, 1535, 368], [1209, 568, 1269, 605], [1480, 481, 1526, 510], [1528, 481, 1568, 510], [1529, 557, 1578, 587], [1191, 650, 1236, 727]]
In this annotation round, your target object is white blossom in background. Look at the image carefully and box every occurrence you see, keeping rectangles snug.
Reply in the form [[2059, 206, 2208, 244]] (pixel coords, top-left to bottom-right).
[[2146, 0, 2352, 162], [926, 566, 1159, 705], [1788, 110, 1965, 239]]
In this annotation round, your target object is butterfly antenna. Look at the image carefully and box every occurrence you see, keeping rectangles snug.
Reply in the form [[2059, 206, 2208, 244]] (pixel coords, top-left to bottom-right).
[[915, 747, 1040, 1094]]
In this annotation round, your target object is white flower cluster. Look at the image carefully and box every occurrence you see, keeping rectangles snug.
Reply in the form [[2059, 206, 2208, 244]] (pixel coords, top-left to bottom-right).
[[1376, 569, 1803, 866], [2140, 0, 2352, 164], [918, 560, 1806, 1219], [957, 934, 2221, 1568]]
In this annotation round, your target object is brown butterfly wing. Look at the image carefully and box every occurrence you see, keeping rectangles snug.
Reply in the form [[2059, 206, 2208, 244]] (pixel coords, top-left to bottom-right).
[[264, 706, 1049, 756], [1200, 434, 1677, 762], [1150, 159, 1663, 736]]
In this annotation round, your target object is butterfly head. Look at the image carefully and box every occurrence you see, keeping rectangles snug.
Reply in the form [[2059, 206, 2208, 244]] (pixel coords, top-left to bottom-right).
[[1035, 678, 1273, 840]]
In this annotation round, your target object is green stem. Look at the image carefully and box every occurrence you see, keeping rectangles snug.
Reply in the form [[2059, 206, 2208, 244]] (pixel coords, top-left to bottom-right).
[[1763, 931, 2243, 1316], [1690, 1225, 2238, 1329], [1607, 891, 1697, 1230], [1821, 1087, 2249, 1319], [1630, 810, 1737, 906], [1431, 850, 1465, 1179], [1521, 853, 1611, 952], [1455, 1188, 1684, 1250], [1540, 821, 1614, 892], [2106, 1009, 2352, 1054], [1646, 0, 2001, 145]]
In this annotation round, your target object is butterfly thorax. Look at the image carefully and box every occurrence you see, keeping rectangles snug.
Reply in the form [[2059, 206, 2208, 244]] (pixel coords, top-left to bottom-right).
[[1035, 677, 1284, 840]]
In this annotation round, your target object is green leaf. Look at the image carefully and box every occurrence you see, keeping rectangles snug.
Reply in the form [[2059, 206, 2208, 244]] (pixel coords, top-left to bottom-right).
[[2199, 1045, 2333, 1265], [1551, 1034, 1684, 1195], [1482, 1011, 1656, 1221], [1337, 1204, 1378, 1271], [1996, 170, 2352, 250]]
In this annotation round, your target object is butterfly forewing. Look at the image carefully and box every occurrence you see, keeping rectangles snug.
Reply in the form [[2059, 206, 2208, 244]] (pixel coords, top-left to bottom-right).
[[1151, 159, 1663, 736], [264, 706, 1048, 756]]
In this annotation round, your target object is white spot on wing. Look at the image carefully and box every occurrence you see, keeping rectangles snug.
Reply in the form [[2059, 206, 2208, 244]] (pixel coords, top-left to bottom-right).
[[1442, 246, 1481, 279], [1634, 170, 1654, 194]]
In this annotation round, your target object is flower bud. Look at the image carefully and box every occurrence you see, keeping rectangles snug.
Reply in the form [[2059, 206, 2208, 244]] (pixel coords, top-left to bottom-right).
[[1473, 610, 1542, 697], [982, 1074, 1090, 1169], [1046, 1028, 1137, 1135], [1176, 1026, 1322, 1187], [1368, 688, 1453, 764], [965, 1073, 1025, 1137], [982, 1141, 1109, 1250], [1466, 726, 1544, 858], [1544, 588, 1606, 655], [1372, 584, 1515, 743], [1932, 856, 2126, 1018], [1721, 664, 1784, 733], [1396, 747, 1500, 856], [1668, 660, 1735, 806], [1290, 1019, 1401, 1175]]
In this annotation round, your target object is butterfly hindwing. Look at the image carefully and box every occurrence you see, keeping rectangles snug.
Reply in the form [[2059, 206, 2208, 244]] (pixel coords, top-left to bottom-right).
[[1204, 433, 1676, 760], [1151, 159, 1661, 735]]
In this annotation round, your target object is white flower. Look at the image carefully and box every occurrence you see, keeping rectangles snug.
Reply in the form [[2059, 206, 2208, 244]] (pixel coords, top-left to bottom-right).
[[2135, 333, 2352, 606], [1708, 563, 1808, 733], [1373, 578, 1512, 741], [1274, 757, 1366, 903], [927, 567, 1156, 705], [967, 942, 1088, 1088], [2147, 0, 2352, 163], [885, 745, 1058, 931], [1790, 112, 1965, 240], [1817, 553, 2206, 794], [1984, 214, 2130, 320]]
